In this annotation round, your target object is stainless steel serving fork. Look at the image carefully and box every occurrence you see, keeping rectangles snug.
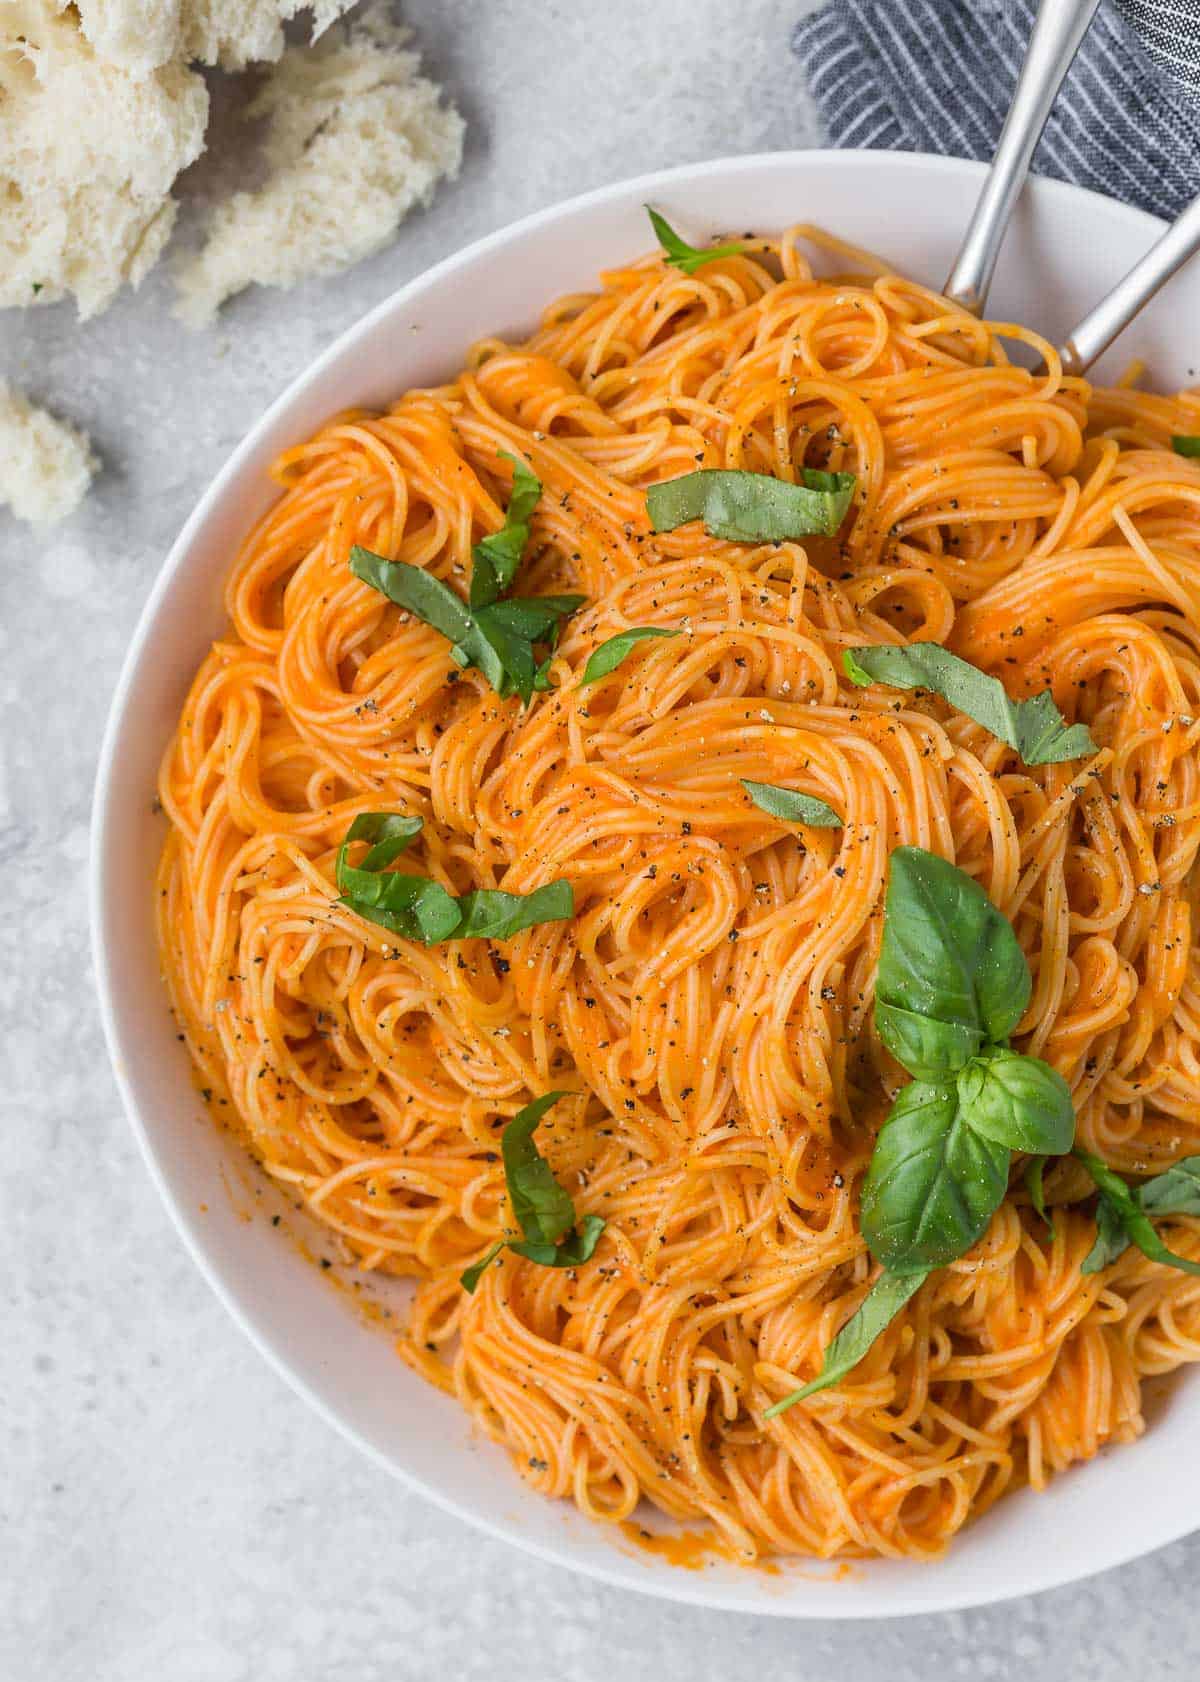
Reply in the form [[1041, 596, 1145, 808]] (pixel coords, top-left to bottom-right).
[[941, 0, 1200, 374]]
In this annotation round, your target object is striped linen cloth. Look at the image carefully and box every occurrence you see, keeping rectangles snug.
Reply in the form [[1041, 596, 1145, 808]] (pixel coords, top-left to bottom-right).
[[793, 0, 1200, 220]]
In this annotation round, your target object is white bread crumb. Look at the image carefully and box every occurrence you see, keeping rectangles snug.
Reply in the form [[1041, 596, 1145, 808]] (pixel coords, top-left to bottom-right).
[[0, 0, 208, 317], [74, 0, 357, 77], [174, 9, 463, 327], [0, 381, 96, 529]]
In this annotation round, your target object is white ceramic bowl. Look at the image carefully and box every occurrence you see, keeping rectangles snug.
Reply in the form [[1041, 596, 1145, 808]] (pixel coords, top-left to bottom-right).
[[92, 151, 1200, 1616]]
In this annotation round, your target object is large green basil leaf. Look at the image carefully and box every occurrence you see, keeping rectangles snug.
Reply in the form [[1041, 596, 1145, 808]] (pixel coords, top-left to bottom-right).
[[956, 1048, 1075, 1155], [860, 1078, 1011, 1274], [875, 847, 1030, 1080]]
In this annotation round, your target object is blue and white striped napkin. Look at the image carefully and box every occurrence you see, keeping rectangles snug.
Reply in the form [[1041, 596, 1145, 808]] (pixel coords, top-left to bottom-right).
[[793, 0, 1200, 221]]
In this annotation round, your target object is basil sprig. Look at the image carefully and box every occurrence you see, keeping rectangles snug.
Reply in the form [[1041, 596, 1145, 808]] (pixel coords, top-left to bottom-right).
[[581, 626, 680, 684], [646, 206, 747, 275], [350, 454, 584, 704], [460, 1092, 606, 1291], [1173, 436, 1200, 458], [336, 813, 573, 945], [873, 848, 1030, 1079], [844, 644, 1096, 767], [741, 779, 842, 828], [769, 848, 1075, 1413], [647, 467, 856, 543], [1077, 1150, 1200, 1277]]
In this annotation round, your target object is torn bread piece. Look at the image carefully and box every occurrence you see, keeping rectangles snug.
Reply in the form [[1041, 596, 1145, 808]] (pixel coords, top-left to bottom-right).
[[0, 381, 96, 528], [0, 0, 208, 317], [174, 9, 463, 327], [73, 0, 357, 78]]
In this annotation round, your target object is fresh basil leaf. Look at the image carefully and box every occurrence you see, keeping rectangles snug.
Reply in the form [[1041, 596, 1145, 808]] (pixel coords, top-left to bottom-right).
[[510, 1213, 607, 1268], [351, 543, 582, 706], [1173, 436, 1200, 458], [875, 847, 1031, 1080], [741, 779, 843, 828], [458, 1097, 605, 1292], [860, 1078, 1011, 1274], [1138, 1155, 1200, 1216], [502, 1092, 577, 1243], [843, 643, 1096, 767], [350, 547, 472, 643], [337, 816, 573, 946], [581, 627, 680, 684], [646, 206, 747, 275], [482, 595, 587, 640], [763, 1269, 927, 1414], [339, 811, 424, 872], [460, 1238, 506, 1293], [455, 880, 574, 941], [340, 875, 463, 945], [646, 467, 856, 543], [461, 598, 584, 703], [1076, 1150, 1200, 1277], [471, 452, 542, 609], [1025, 1156, 1054, 1238], [956, 1048, 1075, 1155], [1082, 1193, 1130, 1273], [469, 610, 540, 703], [335, 817, 462, 944]]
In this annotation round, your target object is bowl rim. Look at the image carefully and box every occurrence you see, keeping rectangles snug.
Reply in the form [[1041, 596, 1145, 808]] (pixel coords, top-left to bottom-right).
[[91, 147, 1187, 1618]]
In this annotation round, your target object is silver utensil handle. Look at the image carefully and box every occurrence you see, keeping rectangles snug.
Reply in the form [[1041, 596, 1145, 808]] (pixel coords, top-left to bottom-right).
[[1058, 192, 1200, 374], [943, 0, 1100, 315]]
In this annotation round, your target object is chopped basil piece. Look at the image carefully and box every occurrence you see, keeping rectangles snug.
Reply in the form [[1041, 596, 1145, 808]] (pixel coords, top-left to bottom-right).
[[459, 1093, 606, 1291], [350, 455, 584, 705], [741, 779, 842, 828], [843, 643, 1096, 766], [581, 627, 680, 684], [860, 1078, 1011, 1274], [335, 812, 573, 945], [647, 467, 856, 543], [471, 452, 543, 607]]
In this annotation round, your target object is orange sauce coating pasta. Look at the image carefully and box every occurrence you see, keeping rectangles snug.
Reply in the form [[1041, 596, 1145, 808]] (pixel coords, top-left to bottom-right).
[[158, 227, 1200, 1560]]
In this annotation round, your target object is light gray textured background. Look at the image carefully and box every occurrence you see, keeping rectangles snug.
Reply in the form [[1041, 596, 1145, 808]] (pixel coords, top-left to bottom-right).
[[5, 1, 1199, 1677]]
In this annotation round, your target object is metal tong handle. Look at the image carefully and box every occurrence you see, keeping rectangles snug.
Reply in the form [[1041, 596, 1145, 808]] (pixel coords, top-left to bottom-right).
[[1057, 193, 1200, 374], [943, 0, 1101, 315]]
